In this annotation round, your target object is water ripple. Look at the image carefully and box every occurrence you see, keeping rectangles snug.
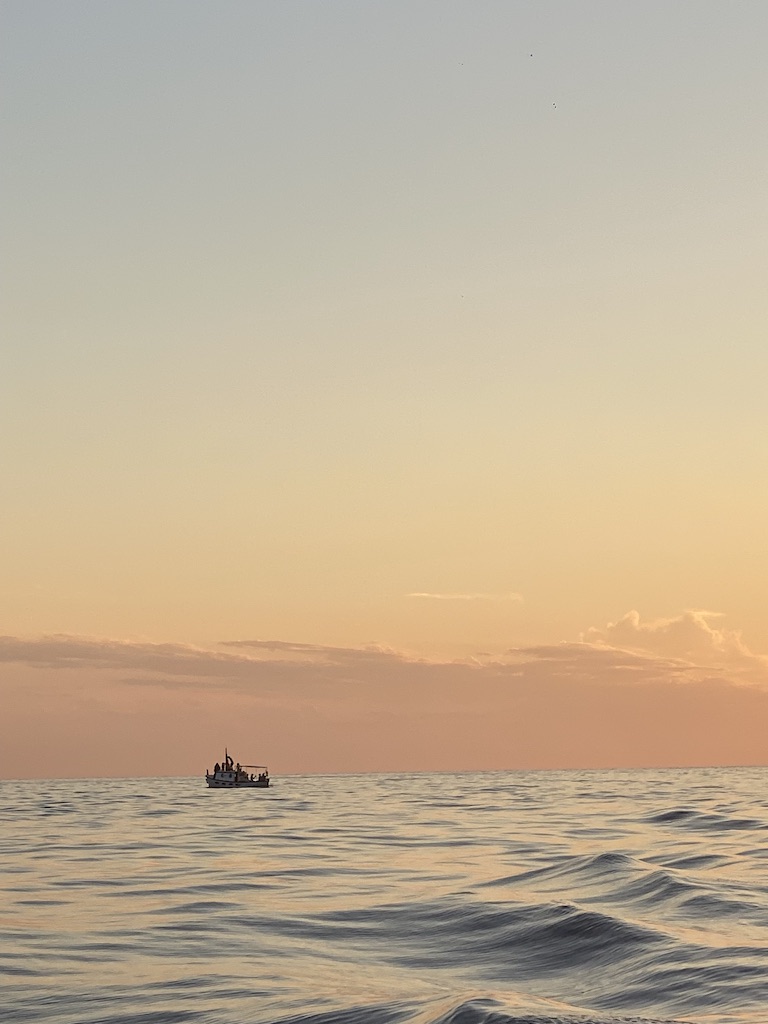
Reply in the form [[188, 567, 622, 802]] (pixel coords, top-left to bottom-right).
[[2, 768, 767, 1024]]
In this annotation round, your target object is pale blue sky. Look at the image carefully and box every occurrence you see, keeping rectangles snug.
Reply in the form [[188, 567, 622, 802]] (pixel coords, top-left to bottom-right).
[[2, 1, 768, 653]]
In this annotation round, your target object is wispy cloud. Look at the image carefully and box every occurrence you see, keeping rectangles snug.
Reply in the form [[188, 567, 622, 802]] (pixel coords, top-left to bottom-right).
[[406, 592, 523, 602], [0, 634, 247, 678], [0, 633, 422, 689], [221, 639, 403, 662]]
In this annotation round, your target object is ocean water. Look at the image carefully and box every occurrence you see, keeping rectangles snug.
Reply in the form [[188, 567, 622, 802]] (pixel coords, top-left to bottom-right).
[[2, 769, 768, 1024]]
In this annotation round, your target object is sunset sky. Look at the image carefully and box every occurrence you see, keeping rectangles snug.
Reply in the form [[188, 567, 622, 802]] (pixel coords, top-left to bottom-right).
[[3, 2, 768, 778]]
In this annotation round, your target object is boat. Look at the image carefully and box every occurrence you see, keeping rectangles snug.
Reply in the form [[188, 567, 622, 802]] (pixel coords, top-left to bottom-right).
[[205, 750, 270, 788]]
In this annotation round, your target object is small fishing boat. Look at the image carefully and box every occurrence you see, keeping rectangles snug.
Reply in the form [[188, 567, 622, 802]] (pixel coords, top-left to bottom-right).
[[205, 750, 270, 788]]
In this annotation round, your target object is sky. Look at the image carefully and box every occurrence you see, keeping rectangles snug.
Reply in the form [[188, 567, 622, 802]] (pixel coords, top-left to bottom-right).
[[2, 1, 768, 778]]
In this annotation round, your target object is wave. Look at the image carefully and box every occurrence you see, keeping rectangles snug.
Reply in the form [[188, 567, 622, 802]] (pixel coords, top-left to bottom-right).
[[3, 769, 768, 1024], [646, 808, 767, 831], [271, 994, 694, 1024]]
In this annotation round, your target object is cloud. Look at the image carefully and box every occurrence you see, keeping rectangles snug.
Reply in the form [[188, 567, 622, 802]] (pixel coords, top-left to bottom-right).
[[220, 638, 404, 663], [4, 620, 768, 776], [0, 634, 249, 678], [2, 618, 765, 694], [582, 610, 768, 686], [2, 611, 768, 708], [406, 592, 523, 602], [0, 633, 427, 690]]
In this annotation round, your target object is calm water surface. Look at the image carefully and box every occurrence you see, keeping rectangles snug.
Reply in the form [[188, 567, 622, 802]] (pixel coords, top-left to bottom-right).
[[2, 768, 768, 1024]]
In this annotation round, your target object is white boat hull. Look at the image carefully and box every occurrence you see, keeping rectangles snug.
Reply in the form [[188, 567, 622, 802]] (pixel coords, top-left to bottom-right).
[[206, 775, 270, 789]]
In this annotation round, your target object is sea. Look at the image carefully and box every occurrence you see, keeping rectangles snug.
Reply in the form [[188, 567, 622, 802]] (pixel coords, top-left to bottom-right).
[[2, 768, 768, 1024]]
